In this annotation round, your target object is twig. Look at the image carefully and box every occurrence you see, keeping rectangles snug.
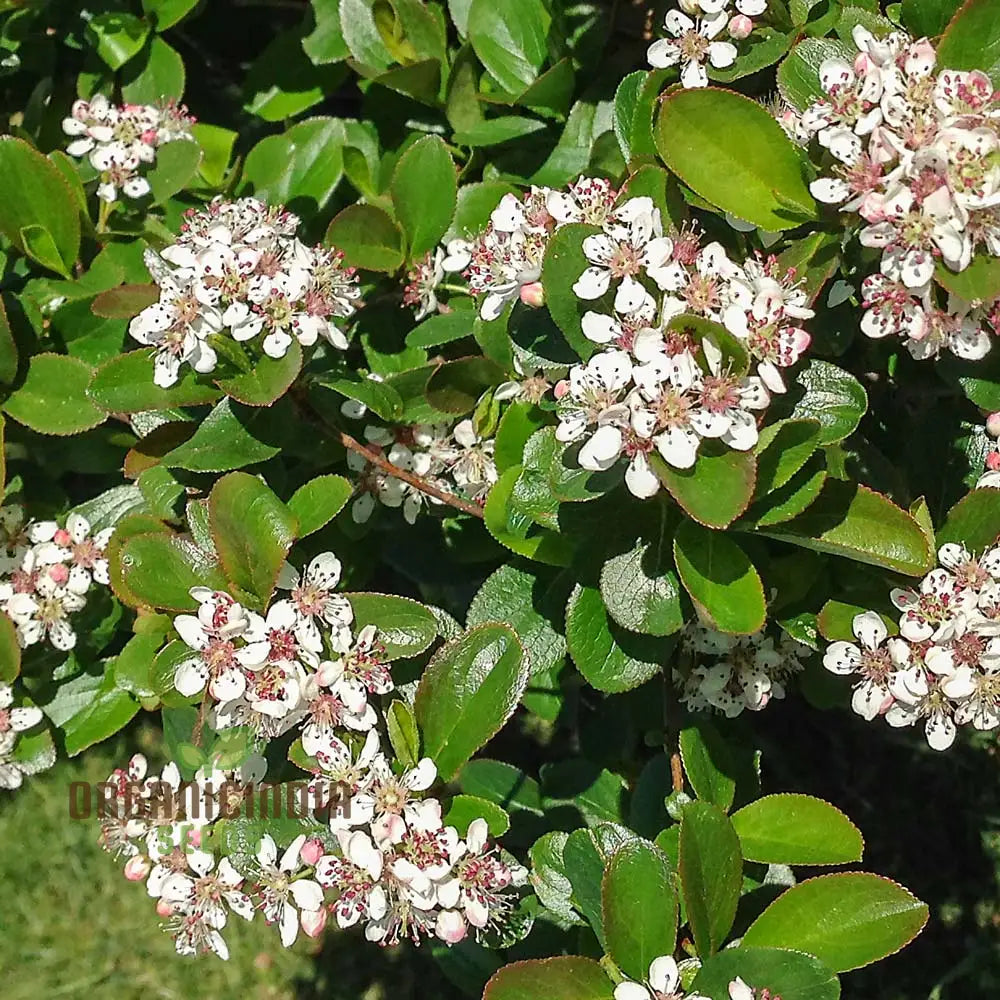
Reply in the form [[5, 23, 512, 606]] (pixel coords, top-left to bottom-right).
[[337, 429, 486, 520], [191, 691, 211, 748]]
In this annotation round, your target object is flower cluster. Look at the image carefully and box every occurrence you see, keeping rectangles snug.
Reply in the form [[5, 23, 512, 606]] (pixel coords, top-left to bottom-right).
[[129, 196, 361, 387], [677, 623, 811, 717], [454, 177, 619, 320], [402, 243, 470, 320], [648, 0, 768, 89], [804, 27, 1000, 361], [170, 553, 365, 738], [103, 548, 523, 958], [824, 541, 1000, 750], [0, 682, 48, 791], [345, 419, 498, 523], [553, 197, 813, 498], [62, 94, 195, 202], [0, 509, 111, 651], [614, 955, 764, 1000]]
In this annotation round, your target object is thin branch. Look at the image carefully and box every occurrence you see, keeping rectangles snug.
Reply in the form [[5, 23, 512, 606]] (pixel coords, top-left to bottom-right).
[[337, 429, 486, 520]]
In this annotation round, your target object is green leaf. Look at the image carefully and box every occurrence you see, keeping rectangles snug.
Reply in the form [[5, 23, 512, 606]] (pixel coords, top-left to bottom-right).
[[214, 340, 303, 407], [391, 136, 457, 258], [673, 518, 767, 635], [938, 0, 1000, 82], [901, 0, 962, 35], [484, 466, 575, 566], [0, 612, 21, 683], [161, 398, 280, 472], [599, 505, 684, 637], [326, 204, 404, 273], [755, 482, 935, 576], [460, 759, 544, 814], [89, 350, 221, 413], [542, 223, 600, 360], [62, 677, 139, 756], [446, 181, 520, 243], [543, 765, 629, 828], [0, 296, 18, 387], [315, 372, 404, 421], [141, 0, 200, 30], [654, 88, 818, 230], [468, 564, 567, 678], [565, 584, 669, 693], [731, 793, 863, 866], [287, 475, 352, 536], [209, 473, 297, 608], [91, 284, 160, 319], [614, 70, 672, 163], [754, 419, 822, 497], [934, 255, 1000, 305], [691, 948, 841, 1000], [244, 26, 346, 121], [679, 801, 743, 957], [483, 957, 612, 1000], [241, 117, 346, 213], [742, 873, 929, 973], [453, 116, 548, 147], [0, 138, 81, 277], [444, 794, 510, 837], [426, 356, 505, 414], [386, 698, 421, 768], [414, 623, 529, 780], [111, 633, 168, 699], [679, 720, 739, 812], [777, 38, 855, 112], [4, 353, 105, 436], [937, 489, 1000, 551], [145, 139, 202, 204], [303, 0, 350, 63], [817, 600, 896, 643], [86, 12, 150, 69], [601, 841, 678, 981], [121, 36, 186, 104], [192, 123, 237, 188], [769, 360, 867, 445], [467, 0, 550, 95], [709, 27, 793, 84], [346, 593, 438, 659], [652, 444, 757, 530], [115, 532, 228, 611], [741, 458, 827, 529], [406, 310, 477, 349], [563, 827, 611, 940]]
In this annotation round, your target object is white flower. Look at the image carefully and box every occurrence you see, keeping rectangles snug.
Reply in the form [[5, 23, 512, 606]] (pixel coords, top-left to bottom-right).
[[278, 552, 354, 654], [254, 835, 325, 947], [647, 11, 737, 89], [823, 611, 899, 720]]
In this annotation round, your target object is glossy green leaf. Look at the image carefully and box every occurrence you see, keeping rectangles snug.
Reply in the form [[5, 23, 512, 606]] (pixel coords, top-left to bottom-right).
[[89, 350, 221, 413], [121, 36, 185, 104], [115, 532, 228, 611], [483, 957, 612, 1000], [385, 698, 420, 768], [938, 0, 1000, 81], [0, 138, 81, 277], [346, 593, 438, 660], [209, 473, 297, 608], [754, 419, 822, 497], [691, 947, 840, 1000], [565, 584, 669, 693], [87, 12, 150, 69], [777, 38, 855, 111], [146, 139, 202, 204], [742, 873, 929, 972], [0, 611, 21, 683], [287, 475, 352, 536], [414, 623, 529, 780], [756, 482, 935, 576], [769, 360, 867, 445], [655, 88, 818, 230], [601, 841, 678, 981], [161, 399, 280, 472], [467, 0, 550, 95], [4, 354, 105, 436], [141, 0, 200, 30], [679, 801, 743, 957], [214, 341, 303, 407], [444, 794, 510, 837], [732, 794, 864, 865], [326, 204, 404, 273], [652, 445, 757, 530], [937, 489, 1000, 551], [673, 518, 766, 635], [679, 720, 739, 812], [391, 136, 457, 258], [62, 678, 139, 757]]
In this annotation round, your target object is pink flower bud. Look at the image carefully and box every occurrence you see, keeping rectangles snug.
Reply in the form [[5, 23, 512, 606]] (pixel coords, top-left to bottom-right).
[[47, 564, 69, 585], [124, 855, 150, 881], [300, 837, 325, 866], [301, 907, 327, 938], [553, 379, 570, 400], [728, 14, 753, 39], [156, 899, 175, 917], [53, 528, 71, 546], [435, 909, 468, 944], [987, 450, 1000, 472], [519, 281, 545, 308], [986, 412, 1000, 438], [187, 827, 202, 848]]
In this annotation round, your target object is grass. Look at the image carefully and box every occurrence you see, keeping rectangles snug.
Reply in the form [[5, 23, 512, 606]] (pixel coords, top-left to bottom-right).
[[0, 723, 456, 1000]]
